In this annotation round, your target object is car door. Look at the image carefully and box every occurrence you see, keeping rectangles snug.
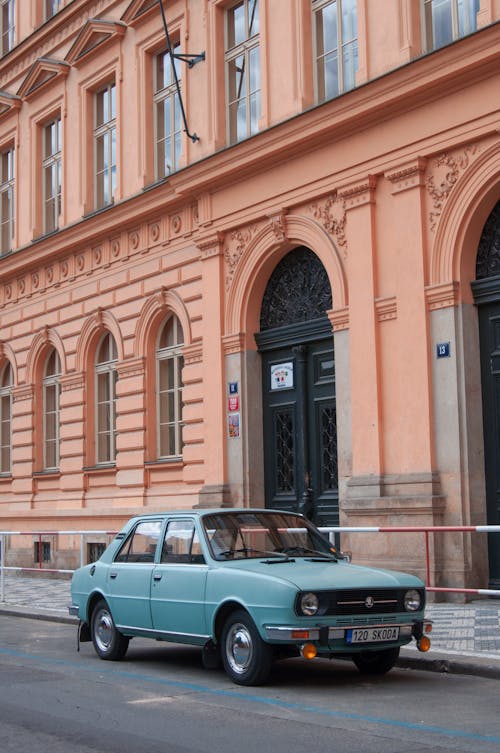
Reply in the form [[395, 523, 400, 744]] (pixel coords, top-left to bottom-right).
[[150, 518, 209, 643], [105, 519, 163, 631]]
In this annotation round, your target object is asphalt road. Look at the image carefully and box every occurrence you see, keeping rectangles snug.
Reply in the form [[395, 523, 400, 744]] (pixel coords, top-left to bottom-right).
[[1, 615, 499, 753]]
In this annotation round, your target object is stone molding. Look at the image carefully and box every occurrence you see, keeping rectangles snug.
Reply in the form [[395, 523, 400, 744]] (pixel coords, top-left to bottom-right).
[[375, 296, 397, 322], [425, 281, 460, 310], [385, 158, 427, 194]]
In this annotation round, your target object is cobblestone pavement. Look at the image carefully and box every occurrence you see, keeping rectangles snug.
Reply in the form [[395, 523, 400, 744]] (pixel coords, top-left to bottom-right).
[[1, 573, 500, 660]]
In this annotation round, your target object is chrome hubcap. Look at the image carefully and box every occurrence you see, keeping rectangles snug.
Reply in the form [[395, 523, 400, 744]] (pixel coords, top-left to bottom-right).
[[226, 623, 253, 674], [95, 609, 113, 652]]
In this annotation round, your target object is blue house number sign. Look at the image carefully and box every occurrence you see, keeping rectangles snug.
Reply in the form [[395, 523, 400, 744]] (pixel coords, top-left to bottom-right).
[[436, 342, 450, 358]]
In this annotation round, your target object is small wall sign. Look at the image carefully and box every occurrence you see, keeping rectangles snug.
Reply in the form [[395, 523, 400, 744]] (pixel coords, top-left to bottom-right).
[[436, 342, 451, 358], [270, 362, 294, 390], [228, 396, 239, 412], [228, 413, 240, 438], [228, 381, 238, 395]]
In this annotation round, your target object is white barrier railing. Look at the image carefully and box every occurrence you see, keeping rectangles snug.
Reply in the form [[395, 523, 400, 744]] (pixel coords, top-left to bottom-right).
[[1, 525, 500, 602], [319, 525, 500, 598]]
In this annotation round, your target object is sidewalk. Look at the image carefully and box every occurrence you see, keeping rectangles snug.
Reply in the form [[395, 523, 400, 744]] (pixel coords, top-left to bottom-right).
[[1, 572, 499, 678]]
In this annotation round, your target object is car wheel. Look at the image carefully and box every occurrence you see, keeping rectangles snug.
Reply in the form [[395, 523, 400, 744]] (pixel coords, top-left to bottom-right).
[[352, 647, 400, 675], [221, 610, 273, 686], [91, 599, 129, 661]]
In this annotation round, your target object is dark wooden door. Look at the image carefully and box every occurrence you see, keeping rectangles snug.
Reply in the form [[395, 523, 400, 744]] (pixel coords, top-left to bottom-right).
[[479, 303, 500, 587], [261, 338, 338, 526]]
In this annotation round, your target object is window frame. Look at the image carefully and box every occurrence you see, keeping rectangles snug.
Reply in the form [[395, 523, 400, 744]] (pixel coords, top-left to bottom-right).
[[0, 0, 15, 56], [42, 349, 61, 471], [422, 0, 479, 51], [95, 332, 118, 465], [156, 316, 184, 460], [224, 0, 261, 145], [312, 0, 358, 104], [0, 145, 14, 255], [153, 43, 182, 179], [94, 81, 116, 210], [44, 0, 62, 21], [0, 362, 13, 475], [42, 116, 62, 235]]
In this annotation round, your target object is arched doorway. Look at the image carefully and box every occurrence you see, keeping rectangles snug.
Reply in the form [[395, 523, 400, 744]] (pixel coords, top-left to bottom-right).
[[471, 200, 500, 588], [254, 247, 338, 526]]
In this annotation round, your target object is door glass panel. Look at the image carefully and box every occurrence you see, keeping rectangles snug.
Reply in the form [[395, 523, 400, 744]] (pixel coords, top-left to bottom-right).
[[274, 407, 295, 494]]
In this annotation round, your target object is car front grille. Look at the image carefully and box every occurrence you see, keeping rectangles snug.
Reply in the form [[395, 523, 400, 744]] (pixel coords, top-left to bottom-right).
[[296, 588, 425, 617]]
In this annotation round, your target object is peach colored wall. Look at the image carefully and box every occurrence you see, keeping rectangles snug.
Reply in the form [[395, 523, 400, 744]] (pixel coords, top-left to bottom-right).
[[0, 1, 498, 589]]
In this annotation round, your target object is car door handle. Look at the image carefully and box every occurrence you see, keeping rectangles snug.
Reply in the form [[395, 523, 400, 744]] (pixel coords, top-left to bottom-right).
[[110, 572, 118, 579], [153, 573, 162, 581]]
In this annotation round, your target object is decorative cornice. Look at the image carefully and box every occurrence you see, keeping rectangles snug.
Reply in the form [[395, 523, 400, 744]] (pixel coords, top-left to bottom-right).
[[12, 385, 34, 402], [60, 374, 85, 392], [116, 357, 145, 379], [222, 332, 246, 355], [338, 175, 377, 209], [182, 342, 203, 365], [327, 307, 349, 332], [196, 231, 225, 260], [425, 281, 460, 310], [121, 0, 159, 26], [0, 90, 21, 116], [17, 58, 70, 99], [65, 19, 126, 65], [375, 296, 397, 322], [385, 158, 427, 195]]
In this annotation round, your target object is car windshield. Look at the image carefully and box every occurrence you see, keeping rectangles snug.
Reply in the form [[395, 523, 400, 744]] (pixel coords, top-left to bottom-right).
[[202, 511, 335, 561]]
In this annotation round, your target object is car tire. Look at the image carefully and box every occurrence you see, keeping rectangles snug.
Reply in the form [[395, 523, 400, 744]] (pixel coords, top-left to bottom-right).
[[352, 647, 400, 675], [221, 610, 273, 686], [91, 599, 129, 661]]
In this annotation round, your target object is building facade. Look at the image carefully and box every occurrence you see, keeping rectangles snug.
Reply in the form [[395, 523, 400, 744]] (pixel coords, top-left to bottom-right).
[[0, 0, 499, 590]]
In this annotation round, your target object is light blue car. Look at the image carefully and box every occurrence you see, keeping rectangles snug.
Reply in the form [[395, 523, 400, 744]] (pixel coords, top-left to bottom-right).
[[70, 509, 432, 685]]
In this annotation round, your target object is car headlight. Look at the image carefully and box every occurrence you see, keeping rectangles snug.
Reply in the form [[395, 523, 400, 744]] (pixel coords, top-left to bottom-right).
[[300, 592, 319, 616], [404, 589, 421, 612]]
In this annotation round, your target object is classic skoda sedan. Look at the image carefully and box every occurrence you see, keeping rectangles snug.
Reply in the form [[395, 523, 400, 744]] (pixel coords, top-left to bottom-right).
[[70, 509, 432, 685]]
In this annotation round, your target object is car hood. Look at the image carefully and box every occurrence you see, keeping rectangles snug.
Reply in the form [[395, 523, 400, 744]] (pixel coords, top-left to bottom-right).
[[219, 559, 423, 590]]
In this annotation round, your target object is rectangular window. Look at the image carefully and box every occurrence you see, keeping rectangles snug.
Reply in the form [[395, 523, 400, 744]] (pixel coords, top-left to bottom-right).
[[43, 117, 61, 234], [94, 83, 116, 209], [225, 0, 260, 144], [423, 0, 479, 50], [0, 146, 14, 255], [96, 369, 117, 463], [313, 0, 358, 103], [45, 0, 62, 20], [34, 541, 51, 564], [154, 45, 182, 179], [0, 0, 15, 56]]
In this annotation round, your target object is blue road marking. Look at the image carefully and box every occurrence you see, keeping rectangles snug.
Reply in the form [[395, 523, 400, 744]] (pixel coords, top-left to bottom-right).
[[1, 645, 499, 746]]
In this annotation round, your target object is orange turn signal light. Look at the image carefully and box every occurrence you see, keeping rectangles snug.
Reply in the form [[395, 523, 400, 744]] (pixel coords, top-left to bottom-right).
[[291, 630, 310, 640], [417, 635, 431, 652], [300, 643, 318, 660]]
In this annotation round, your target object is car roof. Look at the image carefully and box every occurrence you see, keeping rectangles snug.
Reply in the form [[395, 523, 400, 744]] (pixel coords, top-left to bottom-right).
[[125, 508, 305, 523]]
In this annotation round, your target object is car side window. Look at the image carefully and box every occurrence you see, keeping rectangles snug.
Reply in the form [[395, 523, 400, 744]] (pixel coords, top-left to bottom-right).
[[161, 520, 205, 564], [114, 520, 162, 563]]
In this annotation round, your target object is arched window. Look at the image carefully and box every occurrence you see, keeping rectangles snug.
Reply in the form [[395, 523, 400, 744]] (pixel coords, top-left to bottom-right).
[[0, 362, 13, 474], [43, 349, 61, 470], [95, 333, 118, 464], [156, 316, 184, 458]]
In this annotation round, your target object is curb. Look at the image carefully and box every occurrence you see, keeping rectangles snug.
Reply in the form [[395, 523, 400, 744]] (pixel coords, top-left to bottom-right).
[[2, 605, 500, 680]]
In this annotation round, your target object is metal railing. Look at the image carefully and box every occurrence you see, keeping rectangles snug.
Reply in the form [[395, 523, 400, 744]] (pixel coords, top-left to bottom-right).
[[319, 525, 500, 597], [1, 524, 500, 602]]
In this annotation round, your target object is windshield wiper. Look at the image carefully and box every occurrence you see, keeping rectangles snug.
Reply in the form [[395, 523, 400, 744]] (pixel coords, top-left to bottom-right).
[[218, 547, 294, 562], [281, 546, 337, 561]]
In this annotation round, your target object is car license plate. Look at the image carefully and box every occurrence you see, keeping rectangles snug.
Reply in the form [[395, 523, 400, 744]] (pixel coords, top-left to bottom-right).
[[346, 627, 400, 644]]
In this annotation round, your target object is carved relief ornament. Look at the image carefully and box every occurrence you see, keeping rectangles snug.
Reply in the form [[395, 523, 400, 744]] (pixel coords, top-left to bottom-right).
[[426, 146, 479, 232], [224, 223, 260, 291], [311, 192, 347, 253]]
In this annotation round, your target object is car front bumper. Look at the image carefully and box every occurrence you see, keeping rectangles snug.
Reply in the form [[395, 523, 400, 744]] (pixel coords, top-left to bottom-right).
[[263, 620, 431, 648]]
